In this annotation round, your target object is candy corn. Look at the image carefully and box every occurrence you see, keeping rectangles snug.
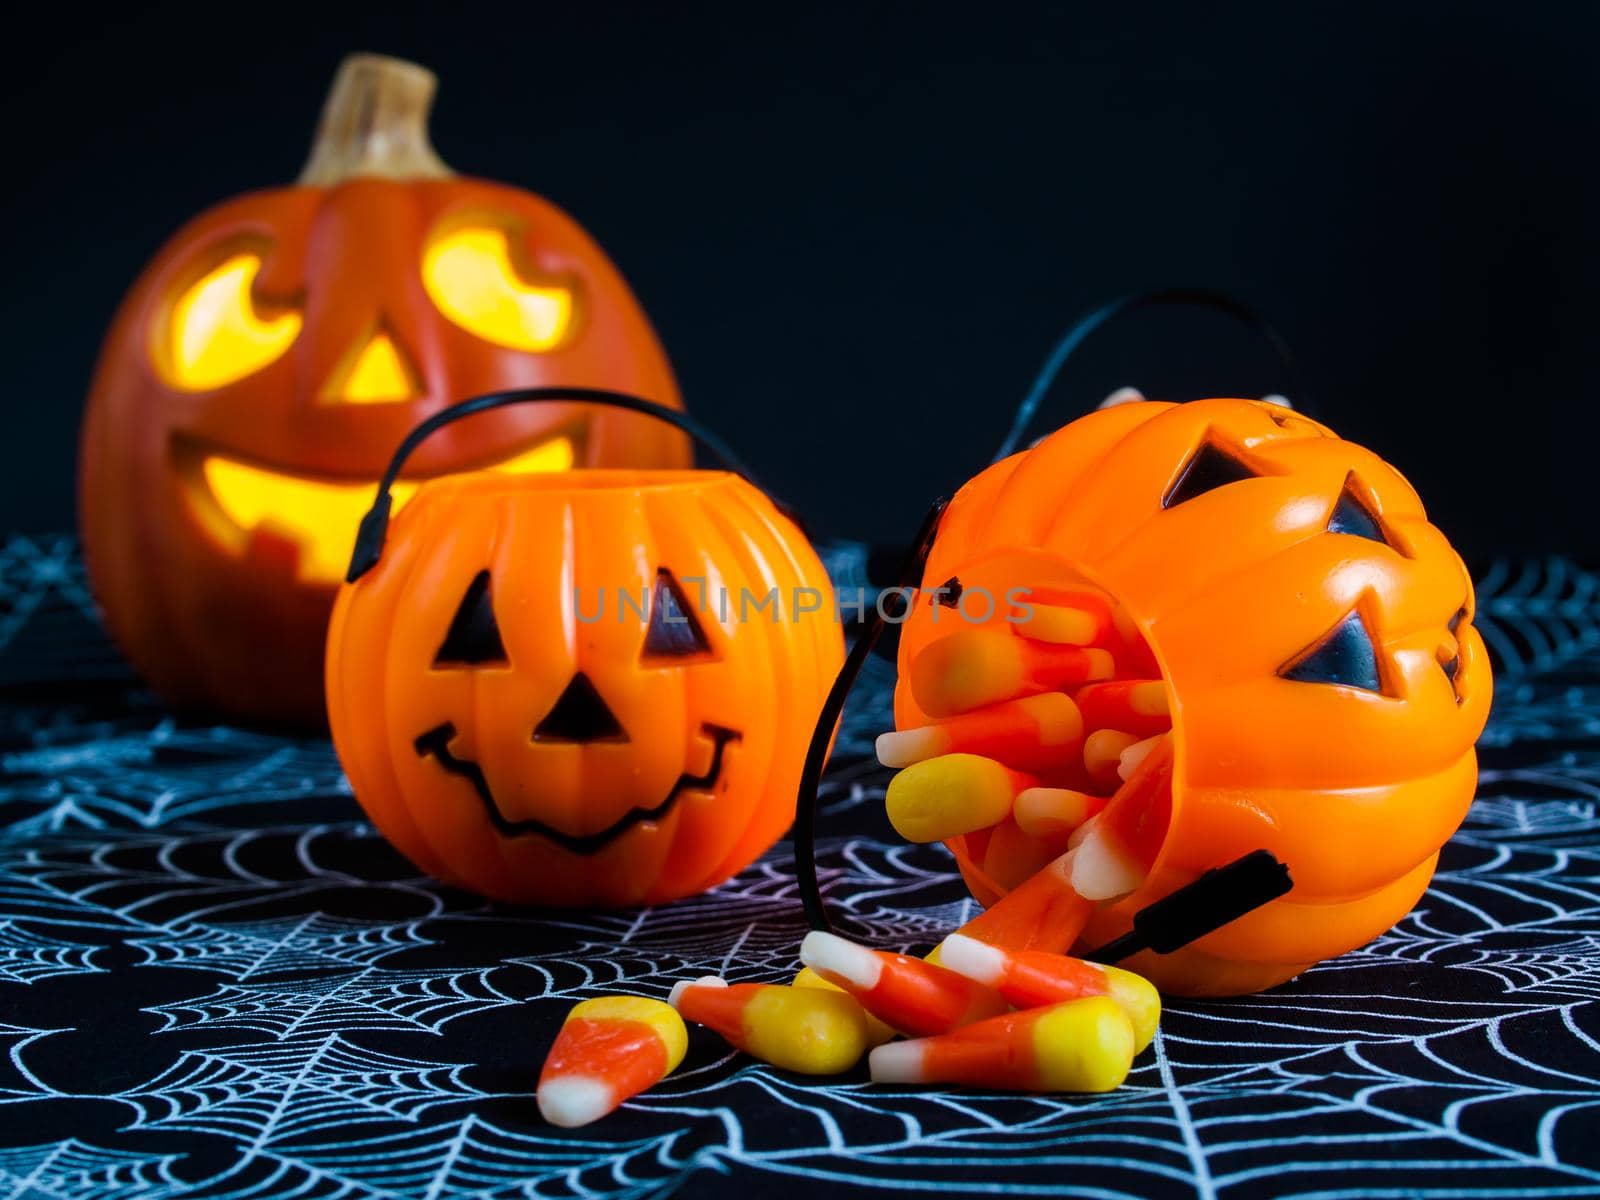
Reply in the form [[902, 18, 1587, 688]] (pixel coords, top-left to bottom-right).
[[793, 966, 897, 1045], [868, 997, 1135, 1092], [1074, 680, 1172, 738], [799, 930, 1007, 1036], [885, 754, 1038, 843], [875, 693, 1082, 773], [939, 933, 1161, 1051], [953, 849, 1094, 954], [909, 630, 1113, 717], [1071, 735, 1173, 901], [669, 977, 869, 1075], [1083, 728, 1141, 790], [1022, 601, 1111, 646], [1014, 787, 1107, 838], [537, 996, 687, 1127]]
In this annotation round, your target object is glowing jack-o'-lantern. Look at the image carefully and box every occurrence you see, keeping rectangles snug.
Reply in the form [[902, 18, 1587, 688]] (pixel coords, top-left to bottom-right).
[[79, 53, 687, 727], [889, 399, 1491, 995], [326, 392, 844, 907]]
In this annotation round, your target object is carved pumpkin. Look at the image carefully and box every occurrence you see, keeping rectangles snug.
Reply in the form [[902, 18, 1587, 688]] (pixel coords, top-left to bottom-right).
[[326, 463, 844, 907], [79, 54, 687, 727], [893, 398, 1491, 995]]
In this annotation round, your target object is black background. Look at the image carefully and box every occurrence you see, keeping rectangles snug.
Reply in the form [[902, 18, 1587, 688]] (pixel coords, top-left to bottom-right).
[[4, 1, 1593, 558]]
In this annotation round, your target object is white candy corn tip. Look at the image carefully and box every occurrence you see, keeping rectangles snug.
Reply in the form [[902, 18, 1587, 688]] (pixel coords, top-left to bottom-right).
[[938, 934, 1006, 986], [875, 727, 940, 769], [668, 975, 727, 1009], [1116, 735, 1164, 782], [1070, 830, 1146, 901], [537, 1076, 615, 1127], [799, 931, 884, 990], [868, 1039, 929, 1084]]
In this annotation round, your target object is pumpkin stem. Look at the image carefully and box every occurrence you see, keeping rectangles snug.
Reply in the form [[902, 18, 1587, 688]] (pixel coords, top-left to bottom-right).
[[297, 53, 454, 186]]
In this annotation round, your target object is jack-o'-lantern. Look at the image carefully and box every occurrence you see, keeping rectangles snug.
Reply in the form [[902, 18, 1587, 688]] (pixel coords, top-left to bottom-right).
[[889, 399, 1490, 995], [79, 54, 688, 727], [327, 392, 844, 907]]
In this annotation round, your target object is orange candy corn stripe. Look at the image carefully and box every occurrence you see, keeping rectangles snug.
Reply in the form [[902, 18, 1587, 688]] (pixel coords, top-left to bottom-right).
[[909, 630, 1113, 717], [799, 931, 1007, 1037], [537, 996, 687, 1127], [1074, 680, 1172, 737], [868, 996, 1136, 1092]]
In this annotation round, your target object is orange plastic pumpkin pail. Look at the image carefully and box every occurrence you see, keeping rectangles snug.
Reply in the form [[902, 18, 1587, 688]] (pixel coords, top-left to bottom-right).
[[327, 389, 844, 907]]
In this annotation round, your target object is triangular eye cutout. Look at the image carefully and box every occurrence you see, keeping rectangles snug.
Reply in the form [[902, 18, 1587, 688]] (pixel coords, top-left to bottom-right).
[[643, 569, 713, 659], [534, 673, 628, 743], [933, 576, 963, 608], [1279, 609, 1387, 694], [1162, 441, 1259, 509], [1327, 478, 1395, 550], [434, 570, 508, 667]]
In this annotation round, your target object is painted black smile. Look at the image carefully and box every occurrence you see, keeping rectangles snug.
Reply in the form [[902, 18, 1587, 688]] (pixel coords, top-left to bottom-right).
[[412, 721, 740, 855]]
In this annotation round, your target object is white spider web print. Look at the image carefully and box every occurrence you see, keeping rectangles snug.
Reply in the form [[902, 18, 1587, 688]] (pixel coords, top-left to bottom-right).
[[0, 544, 1596, 1198]]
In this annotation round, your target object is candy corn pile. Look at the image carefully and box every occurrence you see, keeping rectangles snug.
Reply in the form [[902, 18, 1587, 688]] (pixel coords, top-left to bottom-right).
[[536, 931, 1159, 1127], [537, 587, 1174, 1128], [883, 585, 1176, 956]]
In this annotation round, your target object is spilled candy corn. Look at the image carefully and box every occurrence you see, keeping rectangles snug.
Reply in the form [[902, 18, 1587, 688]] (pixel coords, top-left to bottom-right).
[[799, 930, 1007, 1036], [868, 996, 1135, 1093], [537, 995, 687, 1127], [670, 977, 869, 1075], [793, 966, 898, 1046], [884, 753, 1037, 843], [939, 932, 1161, 1051]]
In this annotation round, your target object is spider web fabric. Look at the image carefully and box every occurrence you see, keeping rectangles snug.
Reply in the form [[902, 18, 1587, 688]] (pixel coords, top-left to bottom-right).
[[0, 536, 1597, 1199]]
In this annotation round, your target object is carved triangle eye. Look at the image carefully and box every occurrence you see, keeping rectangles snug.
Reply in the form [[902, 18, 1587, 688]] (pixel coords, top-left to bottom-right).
[[534, 673, 628, 743], [1327, 477, 1397, 551], [1163, 441, 1259, 509], [933, 576, 963, 608], [434, 570, 508, 667], [1279, 609, 1386, 694], [643, 569, 712, 659]]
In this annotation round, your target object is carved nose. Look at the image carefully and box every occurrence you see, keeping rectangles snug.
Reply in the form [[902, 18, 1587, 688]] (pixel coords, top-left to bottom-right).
[[534, 673, 628, 743], [320, 324, 422, 405]]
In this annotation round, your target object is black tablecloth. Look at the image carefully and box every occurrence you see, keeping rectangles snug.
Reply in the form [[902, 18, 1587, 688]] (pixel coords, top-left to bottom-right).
[[1, 538, 1597, 1198]]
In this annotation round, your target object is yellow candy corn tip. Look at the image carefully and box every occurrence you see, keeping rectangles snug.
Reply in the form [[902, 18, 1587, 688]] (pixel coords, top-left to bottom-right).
[[794, 966, 896, 1045], [1084, 729, 1140, 773], [537, 1075, 616, 1127], [1028, 604, 1099, 645], [563, 995, 689, 1072], [668, 975, 727, 1010], [1014, 787, 1092, 836], [885, 753, 1015, 843], [875, 726, 944, 769], [744, 986, 870, 1076], [799, 931, 883, 990], [1022, 692, 1084, 746], [1083, 647, 1116, 681], [1104, 967, 1162, 1054], [1031, 997, 1136, 1093], [1129, 681, 1171, 716], [936, 933, 1006, 986], [913, 633, 1024, 713]]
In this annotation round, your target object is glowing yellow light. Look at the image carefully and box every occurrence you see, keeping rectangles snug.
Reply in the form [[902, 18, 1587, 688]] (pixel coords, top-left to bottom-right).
[[164, 254, 301, 390], [196, 435, 575, 584], [421, 226, 574, 351], [329, 331, 421, 404]]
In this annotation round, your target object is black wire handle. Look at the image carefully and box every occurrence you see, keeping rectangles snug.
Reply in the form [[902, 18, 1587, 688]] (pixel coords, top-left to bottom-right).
[[794, 496, 949, 933], [346, 387, 773, 583], [992, 288, 1303, 463]]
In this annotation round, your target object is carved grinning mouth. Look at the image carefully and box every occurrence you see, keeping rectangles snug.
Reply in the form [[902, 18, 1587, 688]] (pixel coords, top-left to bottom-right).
[[412, 721, 740, 855]]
